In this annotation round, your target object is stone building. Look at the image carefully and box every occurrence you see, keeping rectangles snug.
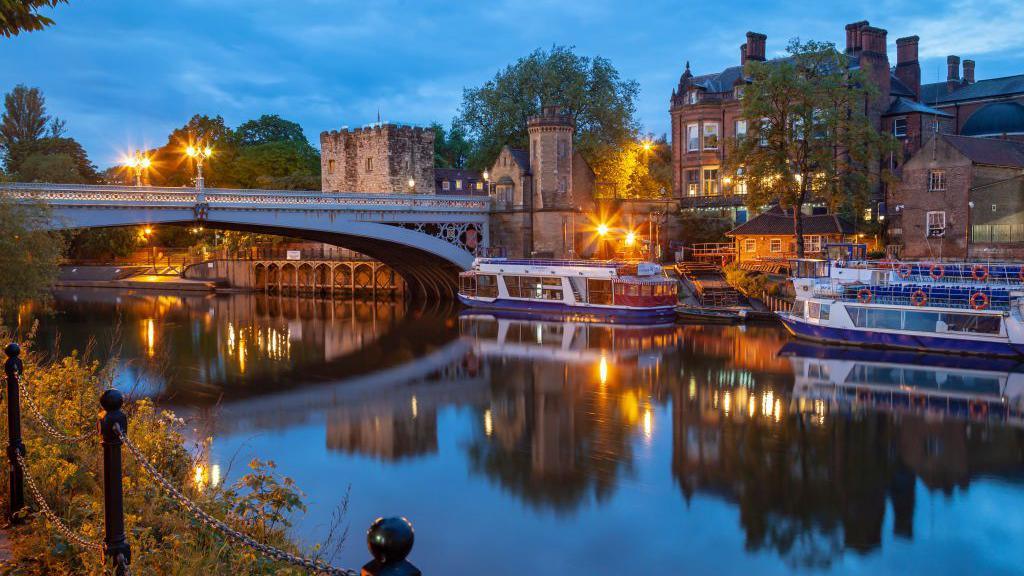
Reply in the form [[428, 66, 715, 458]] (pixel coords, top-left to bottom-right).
[[889, 135, 1024, 260], [435, 168, 488, 196], [669, 21, 1024, 225], [320, 124, 435, 194], [486, 106, 597, 258]]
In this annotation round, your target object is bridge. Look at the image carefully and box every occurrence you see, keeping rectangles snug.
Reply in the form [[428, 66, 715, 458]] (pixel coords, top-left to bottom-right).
[[4, 182, 491, 299]]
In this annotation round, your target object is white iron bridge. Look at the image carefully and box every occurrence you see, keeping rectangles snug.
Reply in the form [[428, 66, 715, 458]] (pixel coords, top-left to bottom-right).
[[3, 182, 491, 299]]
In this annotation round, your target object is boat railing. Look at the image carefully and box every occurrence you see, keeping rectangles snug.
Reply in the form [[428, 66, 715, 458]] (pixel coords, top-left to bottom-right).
[[476, 257, 620, 268], [813, 283, 1015, 312]]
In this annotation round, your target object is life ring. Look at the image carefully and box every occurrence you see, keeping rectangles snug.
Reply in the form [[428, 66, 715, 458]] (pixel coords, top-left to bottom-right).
[[857, 287, 873, 303], [897, 263, 912, 279], [971, 264, 989, 282], [929, 263, 945, 281], [1018, 266, 1024, 283], [910, 394, 927, 410], [970, 292, 989, 310], [969, 400, 989, 419], [911, 289, 928, 307]]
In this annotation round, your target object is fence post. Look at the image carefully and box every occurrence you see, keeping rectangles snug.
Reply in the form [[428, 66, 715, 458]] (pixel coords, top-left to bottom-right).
[[98, 389, 131, 575], [4, 343, 25, 524], [362, 517, 420, 576]]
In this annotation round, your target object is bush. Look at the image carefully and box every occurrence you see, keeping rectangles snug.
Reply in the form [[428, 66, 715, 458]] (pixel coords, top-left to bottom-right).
[[724, 263, 768, 296]]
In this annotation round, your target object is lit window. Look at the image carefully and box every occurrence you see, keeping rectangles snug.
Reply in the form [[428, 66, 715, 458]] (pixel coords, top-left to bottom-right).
[[770, 238, 782, 252], [805, 235, 822, 253], [703, 122, 719, 150], [686, 169, 700, 196], [864, 207, 873, 222], [735, 120, 747, 141], [893, 118, 907, 138], [702, 167, 719, 196], [734, 167, 747, 195], [476, 181, 483, 191], [686, 124, 699, 152], [455, 179, 463, 190], [928, 169, 946, 192], [926, 211, 946, 237], [744, 238, 756, 252]]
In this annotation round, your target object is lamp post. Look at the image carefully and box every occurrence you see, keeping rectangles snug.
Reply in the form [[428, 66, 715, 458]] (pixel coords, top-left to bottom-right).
[[407, 177, 416, 194], [185, 145, 213, 191], [123, 150, 151, 187]]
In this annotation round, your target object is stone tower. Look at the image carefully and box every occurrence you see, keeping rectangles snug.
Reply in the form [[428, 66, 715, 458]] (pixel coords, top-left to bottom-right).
[[527, 106, 574, 210], [320, 124, 435, 194]]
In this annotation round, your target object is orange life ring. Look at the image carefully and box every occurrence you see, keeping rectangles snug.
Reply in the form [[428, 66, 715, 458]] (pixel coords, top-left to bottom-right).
[[897, 263, 912, 279], [857, 287, 873, 304], [970, 292, 989, 310], [969, 400, 989, 419], [971, 264, 989, 282], [929, 263, 945, 281], [911, 289, 928, 307]]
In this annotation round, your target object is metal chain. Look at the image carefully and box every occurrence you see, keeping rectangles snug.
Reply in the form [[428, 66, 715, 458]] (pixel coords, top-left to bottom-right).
[[18, 377, 95, 444], [115, 425, 356, 576], [16, 452, 104, 552]]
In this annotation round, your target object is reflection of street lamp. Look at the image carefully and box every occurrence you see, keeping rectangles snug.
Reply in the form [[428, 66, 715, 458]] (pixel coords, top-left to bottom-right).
[[123, 150, 151, 186], [142, 226, 155, 269], [185, 144, 213, 190]]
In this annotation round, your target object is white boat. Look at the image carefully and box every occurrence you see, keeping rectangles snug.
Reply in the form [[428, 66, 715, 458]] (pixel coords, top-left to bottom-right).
[[458, 258, 678, 323]]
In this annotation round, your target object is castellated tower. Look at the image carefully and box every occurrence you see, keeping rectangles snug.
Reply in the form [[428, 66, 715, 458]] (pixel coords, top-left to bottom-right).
[[320, 124, 435, 194], [527, 106, 574, 210]]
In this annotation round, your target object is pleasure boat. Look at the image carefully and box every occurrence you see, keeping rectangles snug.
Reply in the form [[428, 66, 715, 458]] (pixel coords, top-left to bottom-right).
[[777, 259, 1024, 357], [458, 258, 678, 322]]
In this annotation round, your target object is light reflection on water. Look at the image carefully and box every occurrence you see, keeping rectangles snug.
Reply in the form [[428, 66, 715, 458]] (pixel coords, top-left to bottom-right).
[[22, 290, 1024, 575]]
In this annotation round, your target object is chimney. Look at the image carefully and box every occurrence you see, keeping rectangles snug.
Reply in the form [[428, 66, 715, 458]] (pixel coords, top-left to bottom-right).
[[947, 55, 960, 83], [858, 26, 891, 123], [895, 35, 921, 100], [740, 43, 747, 66], [745, 32, 766, 62], [859, 26, 887, 55], [963, 59, 975, 84], [845, 20, 869, 54]]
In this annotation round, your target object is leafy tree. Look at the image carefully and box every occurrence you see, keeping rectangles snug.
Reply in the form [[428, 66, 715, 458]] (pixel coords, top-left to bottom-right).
[[725, 39, 896, 257], [150, 114, 237, 188], [0, 193, 63, 305], [233, 140, 320, 190], [455, 45, 639, 183], [65, 227, 139, 261], [234, 114, 309, 147], [8, 136, 98, 182], [1, 84, 65, 169], [431, 122, 471, 168], [16, 151, 81, 182], [0, 0, 67, 37]]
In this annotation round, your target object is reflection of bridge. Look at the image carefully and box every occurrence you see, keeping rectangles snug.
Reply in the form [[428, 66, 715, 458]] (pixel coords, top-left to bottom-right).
[[6, 182, 491, 299]]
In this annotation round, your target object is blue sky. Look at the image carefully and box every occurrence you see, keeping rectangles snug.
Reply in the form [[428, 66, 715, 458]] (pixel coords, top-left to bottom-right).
[[4, 0, 1023, 168]]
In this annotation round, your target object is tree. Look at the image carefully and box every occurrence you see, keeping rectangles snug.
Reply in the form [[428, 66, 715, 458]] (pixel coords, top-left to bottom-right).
[[455, 45, 639, 179], [8, 136, 99, 182], [0, 0, 67, 37], [0, 193, 63, 305], [65, 228, 139, 261], [234, 114, 309, 147], [150, 115, 237, 188], [232, 140, 320, 190], [1, 84, 65, 169], [431, 122, 471, 168], [16, 152, 82, 182], [725, 39, 896, 257]]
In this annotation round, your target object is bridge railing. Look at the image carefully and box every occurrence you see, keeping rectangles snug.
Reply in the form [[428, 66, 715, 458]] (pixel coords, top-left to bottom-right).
[[3, 343, 423, 575]]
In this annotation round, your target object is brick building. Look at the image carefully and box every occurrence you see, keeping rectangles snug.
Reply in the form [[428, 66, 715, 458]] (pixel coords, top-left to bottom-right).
[[669, 21, 1024, 225], [320, 124, 435, 194], [727, 206, 855, 265]]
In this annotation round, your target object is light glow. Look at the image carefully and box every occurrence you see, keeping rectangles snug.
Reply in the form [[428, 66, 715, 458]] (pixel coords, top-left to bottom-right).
[[597, 223, 609, 237]]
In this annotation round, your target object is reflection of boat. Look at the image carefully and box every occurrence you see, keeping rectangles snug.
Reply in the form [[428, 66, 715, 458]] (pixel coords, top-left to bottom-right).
[[781, 341, 1024, 427], [459, 312, 679, 365], [458, 258, 677, 321]]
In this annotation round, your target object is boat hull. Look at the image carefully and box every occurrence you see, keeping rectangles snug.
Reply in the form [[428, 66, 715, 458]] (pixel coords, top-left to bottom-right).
[[778, 313, 1024, 357], [458, 295, 676, 323]]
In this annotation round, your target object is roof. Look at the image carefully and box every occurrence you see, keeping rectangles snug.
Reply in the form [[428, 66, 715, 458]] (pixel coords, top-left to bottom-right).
[[727, 206, 856, 236], [961, 102, 1024, 136], [508, 148, 531, 172], [689, 65, 745, 93], [435, 168, 481, 181], [941, 134, 1024, 168], [435, 168, 488, 196], [920, 74, 1024, 105], [885, 97, 953, 117]]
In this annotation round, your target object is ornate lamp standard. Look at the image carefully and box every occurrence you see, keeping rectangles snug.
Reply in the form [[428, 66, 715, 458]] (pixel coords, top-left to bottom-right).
[[185, 145, 213, 191], [123, 150, 151, 187]]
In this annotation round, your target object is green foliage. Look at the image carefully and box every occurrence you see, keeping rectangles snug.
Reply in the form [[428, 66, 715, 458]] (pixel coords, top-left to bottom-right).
[[431, 122, 471, 169], [234, 114, 309, 147], [724, 38, 897, 257], [676, 209, 733, 245], [724, 263, 768, 296], [233, 140, 320, 190], [8, 137, 99, 183], [1, 85, 72, 173], [16, 151, 81, 182], [0, 0, 67, 36], [455, 45, 640, 179], [0, 193, 63, 306], [150, 115, 238, 188], [64, 227, 140, 261]]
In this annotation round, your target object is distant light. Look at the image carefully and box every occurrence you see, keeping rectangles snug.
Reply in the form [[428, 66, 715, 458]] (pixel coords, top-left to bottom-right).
[[407, 178, 416, 189], [186, 145, 196, 157], [625, 232, 636, 247], [143, 227, 153, 235], [203, 146, 212, 157], [597, 223, 609, 237], [482, 170, 489, 181], [642, 141, 652, 152]]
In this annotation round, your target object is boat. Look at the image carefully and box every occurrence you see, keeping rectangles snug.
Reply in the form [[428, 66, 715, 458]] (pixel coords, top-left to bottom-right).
[[777, 259, 1024, 357], [675, 305, 748, 324], [458, 258, 678, 323]]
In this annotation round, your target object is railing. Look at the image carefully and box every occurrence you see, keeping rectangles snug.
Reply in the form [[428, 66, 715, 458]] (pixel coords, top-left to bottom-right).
[[3, 343, 423, 575], [761, 290, 794, 313]]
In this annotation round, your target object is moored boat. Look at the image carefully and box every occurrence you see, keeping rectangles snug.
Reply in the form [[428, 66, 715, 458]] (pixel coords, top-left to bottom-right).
[[458, 258, 677, 322]]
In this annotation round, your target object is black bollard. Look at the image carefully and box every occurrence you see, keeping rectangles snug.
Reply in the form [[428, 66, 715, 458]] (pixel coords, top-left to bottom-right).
[[362, 517, 421, 576], [4, 343, 25, 524], [98, 390, 131, 575]]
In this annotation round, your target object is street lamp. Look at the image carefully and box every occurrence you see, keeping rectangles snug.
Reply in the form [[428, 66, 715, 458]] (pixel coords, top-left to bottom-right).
[[407, 177, 416, 192], [597, 223, 609, 237], [123, 150, 151, 187], [185, 144, 213, 191]]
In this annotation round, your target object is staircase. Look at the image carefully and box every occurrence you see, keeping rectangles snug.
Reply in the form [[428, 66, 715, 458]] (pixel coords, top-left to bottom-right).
[[675, 262, 742, 307]]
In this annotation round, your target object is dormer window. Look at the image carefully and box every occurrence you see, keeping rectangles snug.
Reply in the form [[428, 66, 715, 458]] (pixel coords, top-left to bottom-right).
[[734, 85, 745, 100], [687, 91, 699, 105]]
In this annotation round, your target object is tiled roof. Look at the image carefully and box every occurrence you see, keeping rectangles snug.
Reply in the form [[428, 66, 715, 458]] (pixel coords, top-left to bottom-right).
[[942, 134, 1024, 168], [727, 206, 855, 236], [889, 75, 917, 98], [920, 74, 1024, 104], [885, 97, 953, 117], [509, 148, 531, 172], [435, 168, 487, 196], [960, 102, 1024, 136]]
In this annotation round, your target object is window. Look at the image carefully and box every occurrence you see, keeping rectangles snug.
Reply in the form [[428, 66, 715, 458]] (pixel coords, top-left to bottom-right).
[[588, 279, 613, 305], [476, 181, 483, 191], [744, 238, 756, 253], [736, 208, 748, 223], [808, 302, 830, 320], [926, 211, 946, 237], [759, 117, 770, 147], [734, 166, 747, 195], [702, 168, 719, 196], [686, 124, 700, 152], [893, 117, 907, 138], [442, 181, 451, 191], [734, 85, 745, 100], [327, 159, 335, 174], [476, 274, 498, 298], [735, 120, 747, 141], [805, 235, 822, 253], [455, 179, 463, 190], [770, 238, 782, 253], [793, 116, 805, 140], [365, 157, 373, 173], [558, 177, 567, 193], [703, 122, 720, 150], [558, 140, 567, 159], [864, 207, 873, 222], [686, 169, 700, 197], [687, 90, 699, 105], [928, 169, 946, 192]]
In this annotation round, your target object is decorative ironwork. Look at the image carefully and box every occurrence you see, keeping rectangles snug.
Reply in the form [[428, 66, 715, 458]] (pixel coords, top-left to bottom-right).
[[387, 221, 485, 254]]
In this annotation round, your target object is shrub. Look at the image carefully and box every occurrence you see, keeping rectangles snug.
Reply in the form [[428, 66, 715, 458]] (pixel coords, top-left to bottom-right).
[[724, 263, 768, 296]]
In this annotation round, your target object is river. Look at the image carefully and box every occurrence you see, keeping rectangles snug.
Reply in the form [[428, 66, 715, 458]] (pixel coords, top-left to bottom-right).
[[18, 288, 1024, 575]]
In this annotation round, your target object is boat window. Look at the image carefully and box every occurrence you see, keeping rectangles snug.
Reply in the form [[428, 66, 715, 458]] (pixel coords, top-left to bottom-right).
[[542, 277, 562, 287], [477, 274, 498, 298], [640, 284, 652, 297], [819, 304, 830, 320], [588, 279, 613, 305], [505, 276, 521, 298], [940, 313, 1001, 335], [808, 302, 829, 320], [627, 284, 639, 297], [460, 274, 476, 295], [903, 310, 941, 332], [791, 300, 805, 317], [849, 307, 902, 330]]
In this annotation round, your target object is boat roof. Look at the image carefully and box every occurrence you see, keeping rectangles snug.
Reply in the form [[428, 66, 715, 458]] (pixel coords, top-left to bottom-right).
[[476, 258, 620, 268]]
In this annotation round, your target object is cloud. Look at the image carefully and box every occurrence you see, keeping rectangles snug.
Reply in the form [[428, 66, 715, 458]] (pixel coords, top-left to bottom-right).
[[905, 0, 1024, 58]]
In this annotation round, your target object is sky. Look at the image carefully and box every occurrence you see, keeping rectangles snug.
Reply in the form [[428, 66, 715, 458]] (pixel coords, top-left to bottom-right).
[[3, 0, 1024, 169]]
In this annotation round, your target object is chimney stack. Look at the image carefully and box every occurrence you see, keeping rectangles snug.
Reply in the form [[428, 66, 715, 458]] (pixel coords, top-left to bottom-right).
[[845, 20, 869, 54], [947, 55, 960, 82], [740, 43, 747, 66], [963, 59, 975, 84], [895, 36, 920, 100], [745, 32, 766, 62], [857, 26, 891, 125]]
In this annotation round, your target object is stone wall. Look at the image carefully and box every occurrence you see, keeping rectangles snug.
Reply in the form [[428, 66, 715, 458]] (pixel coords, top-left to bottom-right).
[[320, 125, 435, 194]]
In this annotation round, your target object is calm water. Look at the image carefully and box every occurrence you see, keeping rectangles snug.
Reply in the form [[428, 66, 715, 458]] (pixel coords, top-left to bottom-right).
[[21, 288, 1024, 575]]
